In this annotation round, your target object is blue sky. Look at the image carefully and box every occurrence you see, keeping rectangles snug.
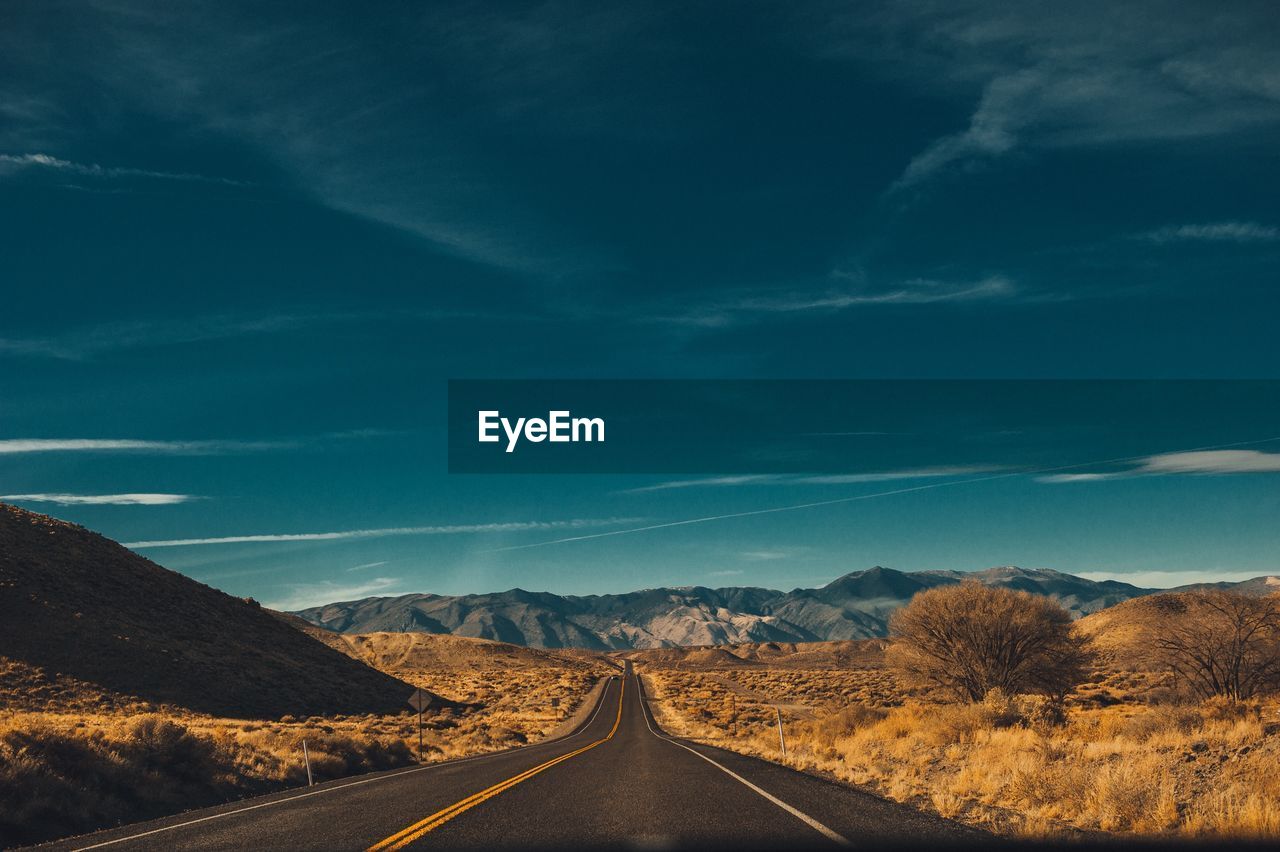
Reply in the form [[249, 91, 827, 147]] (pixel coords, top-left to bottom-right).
[[1, 1, 1278, 609]]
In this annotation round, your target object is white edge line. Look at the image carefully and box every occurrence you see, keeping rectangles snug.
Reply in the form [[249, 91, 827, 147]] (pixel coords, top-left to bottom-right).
[[634, 673, 851, 847], [68, 676, 617, 851]]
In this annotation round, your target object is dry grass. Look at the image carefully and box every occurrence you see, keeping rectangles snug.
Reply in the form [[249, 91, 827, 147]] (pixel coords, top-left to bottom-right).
[[318, 632, 618, 751], [1, 643, 612, 848], [0, 709, 413, 847], [641, 664, 1280, 840]]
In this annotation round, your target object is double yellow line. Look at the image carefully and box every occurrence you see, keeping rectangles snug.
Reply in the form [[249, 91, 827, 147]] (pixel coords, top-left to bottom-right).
[[367, 676, 625, 851]]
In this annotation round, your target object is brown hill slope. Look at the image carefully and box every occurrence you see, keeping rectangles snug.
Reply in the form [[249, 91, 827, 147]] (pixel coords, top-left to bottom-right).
[[316, 631, 610, 676], [1077, 588, 1280, 673], [264, 628, 617, 743], [1075, 593, 1190, 656], [0, 503, 420, 718]]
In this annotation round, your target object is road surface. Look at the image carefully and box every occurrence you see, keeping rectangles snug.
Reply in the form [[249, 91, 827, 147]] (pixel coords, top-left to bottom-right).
[[40, 664, 987, 850]]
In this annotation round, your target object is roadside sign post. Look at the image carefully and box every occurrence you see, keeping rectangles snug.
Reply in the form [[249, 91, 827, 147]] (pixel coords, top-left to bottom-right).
[[302, 739, 314, 786], [407, 689, 432, 762], [775, 706, 787, 760]]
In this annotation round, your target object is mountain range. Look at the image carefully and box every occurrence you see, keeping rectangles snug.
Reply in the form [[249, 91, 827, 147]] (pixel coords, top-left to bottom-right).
[[296, 565, 1276, 650]]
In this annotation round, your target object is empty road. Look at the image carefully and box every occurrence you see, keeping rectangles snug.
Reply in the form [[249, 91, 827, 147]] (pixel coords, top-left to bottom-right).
[[41, 665, 987, 851]]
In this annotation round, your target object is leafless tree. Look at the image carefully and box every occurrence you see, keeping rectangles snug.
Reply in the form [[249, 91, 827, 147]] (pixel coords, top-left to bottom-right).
[[1143, 591, 1280, 701], [887, 583, 1094, 702]]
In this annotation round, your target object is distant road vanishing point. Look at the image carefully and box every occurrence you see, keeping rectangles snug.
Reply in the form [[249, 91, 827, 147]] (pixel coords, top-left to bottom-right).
[[39, 664, 985, 851]]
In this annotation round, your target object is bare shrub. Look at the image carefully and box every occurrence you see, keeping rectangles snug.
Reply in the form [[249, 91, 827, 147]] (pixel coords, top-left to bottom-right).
[[1088, 760, 1178, 832], [1116, 707, 1200, 742], [1142, 591, 1280, 701], [887, 583, 1094, 701], [808, 703, 888, 739], [977, 689, 1025, 728]]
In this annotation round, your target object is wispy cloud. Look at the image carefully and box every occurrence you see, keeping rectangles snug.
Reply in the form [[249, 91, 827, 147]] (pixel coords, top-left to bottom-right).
[[623, 467, 1004, 493], [0, 430, 396, 456], [621, 475, 778, 494], [1038, 449, 1280, 482], [857, 5, 1280, 191], [346, 560, 389, 572], [1140, 222, 1280, 244], [0, 152, 247, 186], [0, 7, 641, 277], [709, 569, 745, 576], [661, 276, 1017, 328], [0, 313, 373, 360], [795, 467, 1006, 484], [1139, 449, 1280, 474], [738, 551, 788, 562], [0, 492, 198, 506], [1035, 472, 1126, 484], [891, 71, 1028, 191], [266, 576, 405, 611], [0, 438, 292, 455], [125, 517, 644, 548]]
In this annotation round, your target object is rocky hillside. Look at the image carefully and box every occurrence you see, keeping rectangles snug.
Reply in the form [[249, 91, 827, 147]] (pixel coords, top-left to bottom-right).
[[0, 503, 423, 718]]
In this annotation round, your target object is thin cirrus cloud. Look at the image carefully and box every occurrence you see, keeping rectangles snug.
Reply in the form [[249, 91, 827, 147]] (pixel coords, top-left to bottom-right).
[[662, 276, 1017, 328], [0, 6, 633, 277], [0, 311, 499, 361], [124, 517, 645, 549], [793, 467, 1007, 485], [0, 438, 294, 455], [1140, 449, 1280, 474], [1139, 222, 1280, 244], [863, 4, 1280, 191], [621, 475, 777, 493], [0, 313, 364, 360], [0, 152, 248, 186], [1036, 472, 1126, 484], [346, 560, 389, 572], [1038, 449, 1280, 483], [623, 466, 1004, 494], [0, 493, 198, 506]]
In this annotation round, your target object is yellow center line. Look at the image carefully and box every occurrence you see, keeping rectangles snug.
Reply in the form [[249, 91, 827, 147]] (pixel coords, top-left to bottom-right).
[[367, 675, 626, 852]]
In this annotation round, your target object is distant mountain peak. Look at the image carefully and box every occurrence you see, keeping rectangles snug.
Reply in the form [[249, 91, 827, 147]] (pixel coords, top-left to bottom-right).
[[824, 565, 897, 585]]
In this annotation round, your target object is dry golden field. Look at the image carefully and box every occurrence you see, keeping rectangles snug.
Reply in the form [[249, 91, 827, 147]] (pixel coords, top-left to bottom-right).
[[638, 641, 1280, 840], [1, 635, 613, 848]]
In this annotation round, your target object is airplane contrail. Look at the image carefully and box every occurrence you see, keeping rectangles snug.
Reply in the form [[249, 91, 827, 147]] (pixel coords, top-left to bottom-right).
[[485, 435, 1280, 552]]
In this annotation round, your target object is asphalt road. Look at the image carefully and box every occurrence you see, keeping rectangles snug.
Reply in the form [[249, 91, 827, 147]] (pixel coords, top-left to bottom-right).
[[39, 664, 988, 851]]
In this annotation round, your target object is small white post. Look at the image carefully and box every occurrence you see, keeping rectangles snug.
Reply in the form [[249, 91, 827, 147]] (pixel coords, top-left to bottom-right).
[[302, 738, 314, 786], [775, 707, 787, 760]]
